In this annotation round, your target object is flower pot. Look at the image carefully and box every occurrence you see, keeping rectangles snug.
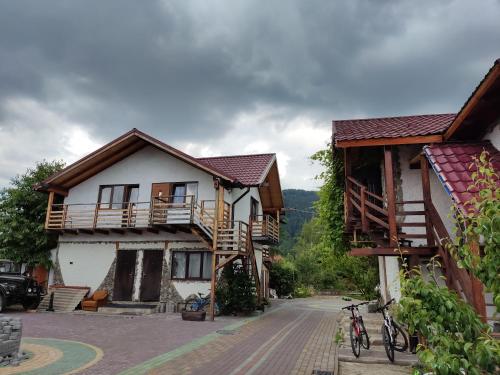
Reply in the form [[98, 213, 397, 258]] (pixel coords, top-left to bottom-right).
[[181, 310, 206, 321]]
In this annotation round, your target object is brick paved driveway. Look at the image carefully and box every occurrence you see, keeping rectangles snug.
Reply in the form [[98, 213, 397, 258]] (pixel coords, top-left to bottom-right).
[[6, 297, 343, 374]]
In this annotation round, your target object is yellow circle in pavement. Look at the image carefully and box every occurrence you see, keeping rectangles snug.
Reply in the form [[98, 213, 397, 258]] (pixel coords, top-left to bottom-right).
[[0, 343, 63, 375]]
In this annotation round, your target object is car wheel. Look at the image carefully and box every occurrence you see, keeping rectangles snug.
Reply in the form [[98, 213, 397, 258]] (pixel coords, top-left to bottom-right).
[[22, 297, 40, 310]]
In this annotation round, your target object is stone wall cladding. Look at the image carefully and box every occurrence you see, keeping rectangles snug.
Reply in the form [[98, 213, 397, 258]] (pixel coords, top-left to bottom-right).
[[51, 246, 64, 285], [96, 256, 117, 300], [0, 317, 23, 366]]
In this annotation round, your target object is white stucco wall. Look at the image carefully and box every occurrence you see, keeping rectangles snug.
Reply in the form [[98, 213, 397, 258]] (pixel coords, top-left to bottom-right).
[[230, 187, 261, 223], [398, 145, 427, 246], [65, 145, 217, 205], [378, 256, 401, 302], [483, 121, 500, 149], [57, 242, 116, 292]]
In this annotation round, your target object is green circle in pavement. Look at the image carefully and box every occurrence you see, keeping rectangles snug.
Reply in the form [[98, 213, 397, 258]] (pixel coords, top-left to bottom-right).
[[19, 337, 103, 375]]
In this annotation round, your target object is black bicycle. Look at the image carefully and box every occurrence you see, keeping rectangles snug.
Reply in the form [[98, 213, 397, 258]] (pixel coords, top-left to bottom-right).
[[377, 298, 409, 362], [342, 301, 370, 358]]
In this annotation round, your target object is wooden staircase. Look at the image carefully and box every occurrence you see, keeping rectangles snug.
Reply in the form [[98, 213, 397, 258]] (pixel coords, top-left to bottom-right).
[[191, 198, 263, 306], [346, 176, 437, 256]]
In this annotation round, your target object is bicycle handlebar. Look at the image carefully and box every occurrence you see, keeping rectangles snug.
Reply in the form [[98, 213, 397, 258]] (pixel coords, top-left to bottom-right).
[[376, 298, 395, 312], [341, 301, 371, 310]]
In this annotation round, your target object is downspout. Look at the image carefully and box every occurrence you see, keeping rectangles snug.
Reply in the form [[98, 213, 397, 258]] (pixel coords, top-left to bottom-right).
[[231, 187, 250, 222]]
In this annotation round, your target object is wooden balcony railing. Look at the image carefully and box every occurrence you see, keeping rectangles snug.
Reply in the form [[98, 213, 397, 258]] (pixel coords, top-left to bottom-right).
[[346, 176, 432, 247], [262, 247, 271, 260], [46, 195, 196, 230], [252, 214, 279, 243], [216, 221, 249, 254]]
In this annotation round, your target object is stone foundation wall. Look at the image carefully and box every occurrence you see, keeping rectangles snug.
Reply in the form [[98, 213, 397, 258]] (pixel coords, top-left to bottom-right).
[[0, 317, 22, 366]]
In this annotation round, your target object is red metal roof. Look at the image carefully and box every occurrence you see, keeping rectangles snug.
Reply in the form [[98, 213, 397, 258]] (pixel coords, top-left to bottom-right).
[[197, 154, 276, 186], [334, 113, 456, 142], [424, 142, 500, 212]]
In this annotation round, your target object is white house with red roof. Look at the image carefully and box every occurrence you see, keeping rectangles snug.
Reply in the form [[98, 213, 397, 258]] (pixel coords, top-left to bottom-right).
[[333, 59, 499, 326], [35, 129, 284, 312]]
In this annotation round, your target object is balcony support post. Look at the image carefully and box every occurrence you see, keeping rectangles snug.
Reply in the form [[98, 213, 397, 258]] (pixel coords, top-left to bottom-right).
[[420, 155, 435, 247], [344, 148, 353, 224], [210, 180, 223, 321], [469, 239, 487, 322], [384, 147, 398, 247], [45, 191, 55, 229]]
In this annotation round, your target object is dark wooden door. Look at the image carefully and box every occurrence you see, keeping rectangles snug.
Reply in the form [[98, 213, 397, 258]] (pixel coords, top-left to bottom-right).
[[113, 250, 137, 301], [140, 250, 164, 302]]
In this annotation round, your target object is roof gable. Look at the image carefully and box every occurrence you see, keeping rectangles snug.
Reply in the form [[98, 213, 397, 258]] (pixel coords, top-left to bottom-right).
[[35, 129, 278, 194], [444, 59, 500, 141]]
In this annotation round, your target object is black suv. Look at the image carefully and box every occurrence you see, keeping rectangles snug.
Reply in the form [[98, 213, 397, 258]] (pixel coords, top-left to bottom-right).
[[0, 260, 42, 312]]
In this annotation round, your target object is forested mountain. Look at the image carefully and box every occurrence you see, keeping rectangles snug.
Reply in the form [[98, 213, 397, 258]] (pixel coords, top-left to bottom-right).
[[279, 189, 318, 254]]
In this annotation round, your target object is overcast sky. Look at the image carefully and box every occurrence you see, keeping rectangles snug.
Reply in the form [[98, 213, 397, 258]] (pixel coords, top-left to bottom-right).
[[0, 0, 499, 190]]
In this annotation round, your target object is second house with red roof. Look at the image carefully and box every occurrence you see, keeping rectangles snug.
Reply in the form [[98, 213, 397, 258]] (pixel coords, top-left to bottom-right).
[[35, 129, 284, 314]]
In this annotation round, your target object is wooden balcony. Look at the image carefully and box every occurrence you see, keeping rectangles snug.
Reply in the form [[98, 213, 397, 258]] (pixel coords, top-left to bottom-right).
[[251, 215, 279, 244], [46, 195, 255, 256], [46, 195, 197, 232]]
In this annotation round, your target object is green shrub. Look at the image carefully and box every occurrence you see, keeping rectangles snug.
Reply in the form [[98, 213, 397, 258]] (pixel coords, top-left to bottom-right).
[[269, 259, 296, 297], [216, 263, 256, 315], [294, 285, 314, 298]]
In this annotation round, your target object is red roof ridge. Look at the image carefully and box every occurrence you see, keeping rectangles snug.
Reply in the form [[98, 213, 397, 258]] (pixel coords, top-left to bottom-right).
[[334, 113, 456, 123], [197, 153, 276, 160]]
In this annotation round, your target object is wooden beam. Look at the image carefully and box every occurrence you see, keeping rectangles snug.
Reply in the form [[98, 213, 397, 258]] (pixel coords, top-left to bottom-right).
[[469, 240, 487, 322], [215, 254, 238, 271], [94, 229, 110, 235], [45, 191, 55, 230], [154, 225, 176, 233], [349, 247, 436, 256], [344, 148, 353, 224], [420, 155, 435, 247], [384, 147, 398, 247], [46, 186, 69, 197], [62, 229, 78, 235], [61, 140, 146, 187], [111, 228, 125, 235], [209, 181, 223, 321], [444, 64, 499, 141], [128, 228, 142, 234], [79, 229, 94, 235], [336, 134, 442, 148]]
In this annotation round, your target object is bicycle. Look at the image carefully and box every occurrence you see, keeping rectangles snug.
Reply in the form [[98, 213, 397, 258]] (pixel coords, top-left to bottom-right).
[[184, 292, 220, 316], [341, 301, 370, 358], [377, 298, 409, 362]]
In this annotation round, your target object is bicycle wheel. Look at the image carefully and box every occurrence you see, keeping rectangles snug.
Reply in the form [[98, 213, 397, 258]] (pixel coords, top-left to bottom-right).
[[359, 318, 370, 350], [349, 323, 361, 358], [184, 297, 199, 312], [392, 321, 409, 352], [381, 324, 394, 362]]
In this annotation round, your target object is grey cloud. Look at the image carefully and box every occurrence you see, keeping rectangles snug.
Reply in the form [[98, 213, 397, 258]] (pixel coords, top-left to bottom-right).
[[0, 0, 499, 187]]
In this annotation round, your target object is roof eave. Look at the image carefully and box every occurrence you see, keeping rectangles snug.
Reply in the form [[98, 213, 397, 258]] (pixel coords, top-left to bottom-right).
[[335, 134, 443, 148]]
